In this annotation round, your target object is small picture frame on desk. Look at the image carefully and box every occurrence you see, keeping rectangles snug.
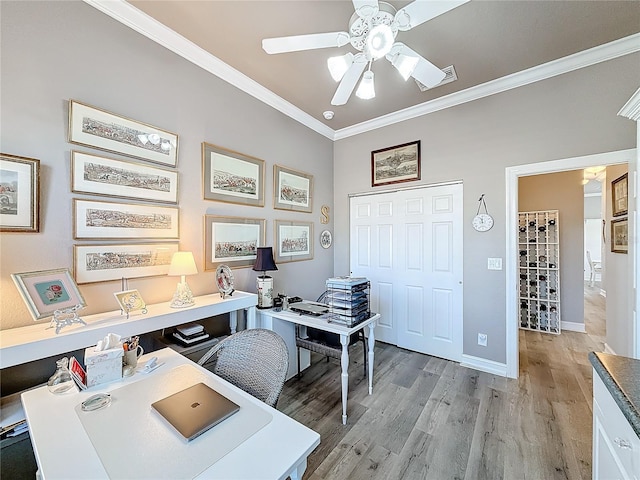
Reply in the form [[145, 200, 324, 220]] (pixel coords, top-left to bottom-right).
[[114, 289, 148, 317]]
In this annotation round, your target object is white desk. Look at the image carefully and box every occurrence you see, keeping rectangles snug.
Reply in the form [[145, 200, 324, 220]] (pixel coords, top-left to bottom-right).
[[21, 348, 320, 480], [254, 308, 379, 425], [1, 292, 257, 369]]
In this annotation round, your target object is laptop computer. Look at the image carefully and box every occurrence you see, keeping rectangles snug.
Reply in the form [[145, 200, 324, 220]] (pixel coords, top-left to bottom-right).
[[289, 302, 329, 316], [151, 382, 240, 441]]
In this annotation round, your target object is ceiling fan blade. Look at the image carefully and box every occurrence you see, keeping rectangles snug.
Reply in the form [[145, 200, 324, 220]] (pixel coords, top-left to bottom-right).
[[386, 43, 445, 88], [394, 0, 469, 31], [352, 0, 379, 18], [262, 32, 350, 54], [331, 54, 368, 105]]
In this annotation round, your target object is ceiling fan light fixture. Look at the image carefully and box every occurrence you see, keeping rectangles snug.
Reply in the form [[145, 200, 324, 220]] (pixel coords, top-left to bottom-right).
[[392, 53, 419, 80], [356, 70, 375, 100], [327, 52, 354, 82], [366, 24, 394, 60]]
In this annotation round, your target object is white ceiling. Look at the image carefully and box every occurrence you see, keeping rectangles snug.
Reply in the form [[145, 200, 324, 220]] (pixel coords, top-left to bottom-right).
[[88, 0, 640, 139]]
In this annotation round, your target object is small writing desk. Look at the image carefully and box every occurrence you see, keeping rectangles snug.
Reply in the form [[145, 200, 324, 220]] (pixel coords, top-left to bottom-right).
[[21, 348, 320, 480], [254, 307, 379, 425]]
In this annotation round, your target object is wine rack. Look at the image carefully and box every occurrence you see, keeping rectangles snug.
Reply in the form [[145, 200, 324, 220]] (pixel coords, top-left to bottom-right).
[[518, 210, 560, 334]]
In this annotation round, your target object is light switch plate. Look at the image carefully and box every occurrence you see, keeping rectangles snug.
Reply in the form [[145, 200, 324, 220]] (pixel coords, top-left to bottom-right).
[[487, 258, 503, 270]]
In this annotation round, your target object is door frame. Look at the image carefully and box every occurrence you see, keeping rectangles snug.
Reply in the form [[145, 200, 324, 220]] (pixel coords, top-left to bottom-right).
[[505, 149, 636, 378]]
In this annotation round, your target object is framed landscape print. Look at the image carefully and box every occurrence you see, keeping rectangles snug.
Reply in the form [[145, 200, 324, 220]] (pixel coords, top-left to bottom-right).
[[71, 151, 178, 204], [611, 218, 628, 254], [0, 153, 40, 232], [11, 268, 86, 320], [371, 140, 421, 187], [73, 199, 179, 240], [204, 215, 265, 271], [68, 100, 178, 167], [73, 243, 178, 284], [202, 142, 265, 207], [274, 165, 313, 213], [275, 220, 313, 263], [612, 173, 628, 217]]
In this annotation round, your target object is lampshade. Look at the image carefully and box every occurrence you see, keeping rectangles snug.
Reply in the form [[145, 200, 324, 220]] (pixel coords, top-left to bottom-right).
[[356, 70, 375, 100], [327, 52, 354, 82], [168, 252, 198, 276], [391, 53, 419, 81], [252, 247, 278, 273]]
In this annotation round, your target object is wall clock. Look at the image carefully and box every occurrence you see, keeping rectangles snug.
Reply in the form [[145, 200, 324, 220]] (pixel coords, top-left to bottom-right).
[[472, 194, 494, 232]]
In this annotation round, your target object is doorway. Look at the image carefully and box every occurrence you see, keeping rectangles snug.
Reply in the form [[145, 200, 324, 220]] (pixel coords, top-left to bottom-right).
[[505, 149, 635, 378]]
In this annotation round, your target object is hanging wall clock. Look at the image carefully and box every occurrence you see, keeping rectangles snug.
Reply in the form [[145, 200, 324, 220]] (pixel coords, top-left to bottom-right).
[[472, 194, 494, 232]]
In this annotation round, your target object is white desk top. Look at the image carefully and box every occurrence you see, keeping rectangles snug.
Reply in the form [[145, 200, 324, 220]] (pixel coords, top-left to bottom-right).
[[258, 306, 379, 336], [21, 348, 320, 480], [0, 292, 257, 369]]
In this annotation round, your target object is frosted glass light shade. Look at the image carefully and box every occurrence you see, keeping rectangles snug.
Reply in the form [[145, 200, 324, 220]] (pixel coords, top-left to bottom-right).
[[327, 52, 354, 82], [356, 71, 375, 100]]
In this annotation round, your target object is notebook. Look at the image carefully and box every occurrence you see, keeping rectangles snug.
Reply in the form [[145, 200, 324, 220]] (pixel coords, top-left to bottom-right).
[[151, 382, 240, 441]]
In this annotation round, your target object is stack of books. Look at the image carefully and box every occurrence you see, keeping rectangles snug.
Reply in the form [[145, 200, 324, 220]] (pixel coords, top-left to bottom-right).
[[172, 322, 209, 346], [325, 277, 370, 327]]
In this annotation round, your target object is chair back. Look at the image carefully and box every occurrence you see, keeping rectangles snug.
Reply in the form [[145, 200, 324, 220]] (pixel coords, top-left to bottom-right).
[[586, 250, 594, 267], [197, 329, 288, 408]]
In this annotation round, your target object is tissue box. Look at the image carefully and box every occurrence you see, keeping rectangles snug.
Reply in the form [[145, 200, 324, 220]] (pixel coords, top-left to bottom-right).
[[84, 345, 124, 387]]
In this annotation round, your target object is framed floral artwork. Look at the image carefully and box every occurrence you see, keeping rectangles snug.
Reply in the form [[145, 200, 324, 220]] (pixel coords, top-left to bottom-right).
[[11, 268, 86, 320]]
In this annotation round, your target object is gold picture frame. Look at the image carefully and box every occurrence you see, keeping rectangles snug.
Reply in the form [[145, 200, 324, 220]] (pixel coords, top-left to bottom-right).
[[204, 215, 266, 271], [611, 217, 628, 254], [611, 172, 628, 217], [0, 153, 40, 232], [68, 100, 178, 167], [202, 142, 265, 207], [273, 164, 313, 213], [275, 219, 314, 263]]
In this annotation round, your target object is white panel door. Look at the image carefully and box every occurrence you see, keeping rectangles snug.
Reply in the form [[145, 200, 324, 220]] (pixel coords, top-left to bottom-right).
[[349, 184, 463, 361]]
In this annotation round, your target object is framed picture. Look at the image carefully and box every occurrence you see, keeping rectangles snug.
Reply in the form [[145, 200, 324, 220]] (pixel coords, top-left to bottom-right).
[[0, 153, 40, 232], [275, 220, 313, 263], [274, 165, 313, 213], [11, 268, 86, 320], [68, 100, 178, 167], [611, 218, 628, 254], [371, 140, 421, 187], [612, 173, 628, 217], [204, 215, 265, 271], [202, 142, 265, 207], [73, 199, 179, 240], [71, 151, 178, 204], [114, 289, 147, 314], [73, 243, 178, 284]]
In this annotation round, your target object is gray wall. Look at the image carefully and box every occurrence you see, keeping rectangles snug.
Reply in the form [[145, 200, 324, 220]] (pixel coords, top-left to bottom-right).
[[0, 1, 333, 330], [605, 164, 631, 355], [334, 54, 639, 364], [519, 170, 585, 326], [584, 195, 603, 219]]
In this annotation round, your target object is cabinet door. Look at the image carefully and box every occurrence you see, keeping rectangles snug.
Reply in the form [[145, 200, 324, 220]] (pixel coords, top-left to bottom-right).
[[593, 409, 631, 480]]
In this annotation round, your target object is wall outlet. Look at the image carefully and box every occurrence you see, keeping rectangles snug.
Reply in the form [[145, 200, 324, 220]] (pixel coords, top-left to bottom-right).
[[478, 333, 488, 346]]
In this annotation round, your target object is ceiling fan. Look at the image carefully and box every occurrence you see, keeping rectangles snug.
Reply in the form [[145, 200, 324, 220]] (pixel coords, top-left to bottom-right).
[[262, 0, 469, 106]]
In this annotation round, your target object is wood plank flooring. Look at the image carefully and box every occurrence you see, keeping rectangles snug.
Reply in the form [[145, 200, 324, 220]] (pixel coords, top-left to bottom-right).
[[279, 289, 605, 480]]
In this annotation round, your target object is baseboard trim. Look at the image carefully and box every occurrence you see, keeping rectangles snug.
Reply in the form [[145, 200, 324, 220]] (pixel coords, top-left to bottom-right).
[[604, 343, 617, 355], [460, 354, 508, 377], [561, 321, 586, 333]]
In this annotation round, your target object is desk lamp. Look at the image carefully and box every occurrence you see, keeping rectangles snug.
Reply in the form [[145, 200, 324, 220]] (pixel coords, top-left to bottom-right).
[[168, 251, 198, 308], [252, 247, 278, 309]]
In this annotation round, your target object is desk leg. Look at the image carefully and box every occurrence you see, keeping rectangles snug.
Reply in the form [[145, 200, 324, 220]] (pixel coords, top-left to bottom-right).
[[245, 306, 257, 329], [367, 323, 375, 395], [340, 333, 349, 425], [229, 311, 237, 334], [289, 458, 307, 480]]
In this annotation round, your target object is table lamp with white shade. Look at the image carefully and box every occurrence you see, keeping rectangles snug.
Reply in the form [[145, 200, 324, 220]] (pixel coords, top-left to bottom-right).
[[168, 251, 198, 308], [252, 247, 278, 309]]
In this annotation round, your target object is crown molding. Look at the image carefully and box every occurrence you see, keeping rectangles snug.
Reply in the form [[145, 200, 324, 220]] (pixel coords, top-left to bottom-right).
[[335, 33, 640, 139], [85, 1, 639, 142], [618, 86, 640, 121], [84, 0, 335, 140]]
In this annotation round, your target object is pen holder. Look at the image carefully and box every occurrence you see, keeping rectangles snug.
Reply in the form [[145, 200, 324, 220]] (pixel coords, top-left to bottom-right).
[[123, 345, 144, 368]]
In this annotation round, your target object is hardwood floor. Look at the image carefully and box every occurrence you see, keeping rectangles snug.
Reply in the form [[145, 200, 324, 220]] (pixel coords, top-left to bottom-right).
[[279, 303, 605, 479]]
